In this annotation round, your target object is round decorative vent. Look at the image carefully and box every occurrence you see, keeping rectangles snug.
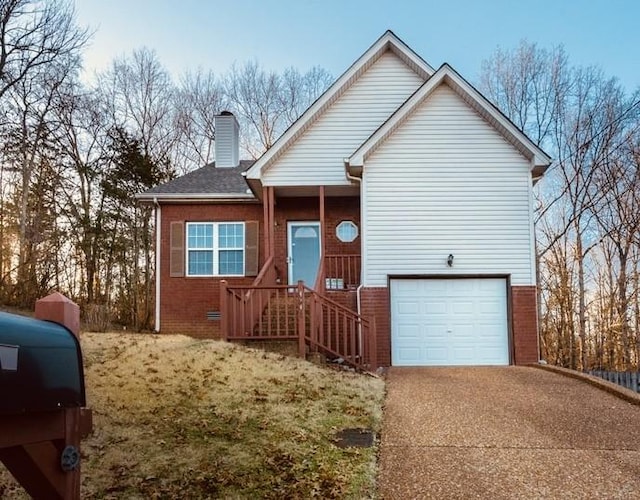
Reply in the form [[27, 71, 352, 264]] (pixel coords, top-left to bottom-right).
[[336, 221, 358, 243]]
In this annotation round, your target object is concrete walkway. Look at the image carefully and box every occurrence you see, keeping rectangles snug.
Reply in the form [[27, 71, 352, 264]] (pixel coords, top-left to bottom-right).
[[378, 367, 640, 499]]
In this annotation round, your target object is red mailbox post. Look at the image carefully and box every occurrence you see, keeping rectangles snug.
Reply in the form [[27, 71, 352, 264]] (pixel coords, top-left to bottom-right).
[[0, 293, 92, 499]]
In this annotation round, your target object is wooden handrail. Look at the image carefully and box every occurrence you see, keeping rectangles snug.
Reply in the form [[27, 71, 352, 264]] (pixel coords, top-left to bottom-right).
[[226, 284, 299, 291], [313, 257, 325, 293], [250, 255, 275, 287], [302, 284, 366, 318], [304, 287, 374, 370], [224, 284, 368, 322]]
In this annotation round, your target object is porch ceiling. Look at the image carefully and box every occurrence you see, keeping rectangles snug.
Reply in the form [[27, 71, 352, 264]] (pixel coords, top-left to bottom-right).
[[274, 185, 360, 198]]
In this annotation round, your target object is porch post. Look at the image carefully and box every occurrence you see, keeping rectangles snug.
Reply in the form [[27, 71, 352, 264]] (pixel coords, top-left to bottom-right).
[[262, 186, 270, 258], [319, 186, 326, 256], [319, 185, 326, 288], [268, 186, 276, 258]]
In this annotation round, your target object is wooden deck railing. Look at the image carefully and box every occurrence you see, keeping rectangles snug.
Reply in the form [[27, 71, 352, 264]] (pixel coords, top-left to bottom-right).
[[324, 254, 361, 290], [220, 280, 376, 371]]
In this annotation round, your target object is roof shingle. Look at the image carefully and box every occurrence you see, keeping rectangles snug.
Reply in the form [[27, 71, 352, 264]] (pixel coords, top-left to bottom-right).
[[141, 160, 255, 196]]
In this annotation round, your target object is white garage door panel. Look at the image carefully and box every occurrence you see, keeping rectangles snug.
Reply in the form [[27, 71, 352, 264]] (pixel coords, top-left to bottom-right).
[[391, 278, 509, 366]]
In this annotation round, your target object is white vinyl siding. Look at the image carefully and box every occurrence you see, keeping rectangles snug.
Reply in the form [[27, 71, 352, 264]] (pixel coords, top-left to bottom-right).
[[363, 85, 535, 286], [262, 51, 424, 187]]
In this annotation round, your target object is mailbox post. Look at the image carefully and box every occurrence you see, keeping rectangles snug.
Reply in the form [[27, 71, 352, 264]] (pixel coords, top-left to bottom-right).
[[0, 293, 92, 500]]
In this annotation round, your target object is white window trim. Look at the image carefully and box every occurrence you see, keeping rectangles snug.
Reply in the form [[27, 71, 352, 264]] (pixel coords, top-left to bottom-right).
[[336, 220, 358, 243], [185, 221, 245, 277]]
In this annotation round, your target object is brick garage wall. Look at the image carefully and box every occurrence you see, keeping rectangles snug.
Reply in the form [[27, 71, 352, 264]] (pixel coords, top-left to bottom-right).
[[511, 285, 539, 365], [160, 203, 263, 338], [361, 283, 539, 368], [360, 287, 390, 367]]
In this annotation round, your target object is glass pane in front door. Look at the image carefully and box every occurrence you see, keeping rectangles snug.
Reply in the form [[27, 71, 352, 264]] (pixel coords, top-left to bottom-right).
[[288, 222, 320, 286]]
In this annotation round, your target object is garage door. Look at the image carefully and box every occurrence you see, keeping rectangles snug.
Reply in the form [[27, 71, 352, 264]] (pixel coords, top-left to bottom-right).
[[391, 278, 509, 366]]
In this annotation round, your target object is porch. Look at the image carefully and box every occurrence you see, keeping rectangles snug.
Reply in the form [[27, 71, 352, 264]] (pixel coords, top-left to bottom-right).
[[220, 186, 376, 371]]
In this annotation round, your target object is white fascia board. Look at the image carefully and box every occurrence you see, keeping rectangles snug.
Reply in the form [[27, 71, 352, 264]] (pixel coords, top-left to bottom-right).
[[347, 64, 552, 172], [246, 30, 435, 181]]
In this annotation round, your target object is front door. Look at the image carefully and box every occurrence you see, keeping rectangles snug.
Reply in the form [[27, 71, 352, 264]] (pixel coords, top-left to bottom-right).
[[287, 222, 321, 286]]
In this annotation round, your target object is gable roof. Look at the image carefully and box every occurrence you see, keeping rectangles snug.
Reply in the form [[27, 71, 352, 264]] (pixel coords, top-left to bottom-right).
[[245, 30, 434, 182], [346, 64, 552, 174], [136, 160, 256, 202]]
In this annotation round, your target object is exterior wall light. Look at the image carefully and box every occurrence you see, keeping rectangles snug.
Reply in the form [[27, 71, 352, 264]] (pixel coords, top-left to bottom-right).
[[447, 254, 454, 267]]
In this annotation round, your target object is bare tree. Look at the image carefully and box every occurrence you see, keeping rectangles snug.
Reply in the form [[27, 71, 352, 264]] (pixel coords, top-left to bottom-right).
[[52, 80, 112, 306], [592, 131, 640, 368], [0, 52, 78, 306], [224, 61, 332, 158], [480, 40, 569, 147], [93, 48, 178, 328], [98, 47, 177, 164], [0, 0, 89, 101], [0, 0, 88, 305], [281, 65, 333, 125], [481, 40, 640, 370], [173, 69, 224, 173]]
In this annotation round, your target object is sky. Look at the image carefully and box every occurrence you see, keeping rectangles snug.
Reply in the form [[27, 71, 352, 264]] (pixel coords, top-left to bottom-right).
[[75, 0, 640, 92]]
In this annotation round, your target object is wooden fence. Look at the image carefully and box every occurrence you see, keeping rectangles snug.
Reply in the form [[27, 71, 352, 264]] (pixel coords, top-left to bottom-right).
[[587, 370, 640, 393]]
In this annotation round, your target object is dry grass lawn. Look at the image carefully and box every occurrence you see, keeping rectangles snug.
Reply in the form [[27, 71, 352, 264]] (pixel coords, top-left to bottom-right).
[[0, 332, 385, 499]]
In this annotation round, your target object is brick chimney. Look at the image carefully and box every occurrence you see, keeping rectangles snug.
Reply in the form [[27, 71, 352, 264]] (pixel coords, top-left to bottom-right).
[[214, 111, 240, 168]]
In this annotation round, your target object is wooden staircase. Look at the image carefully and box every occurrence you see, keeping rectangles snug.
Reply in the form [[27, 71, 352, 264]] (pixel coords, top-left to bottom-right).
[[221, 281, 377, 371], [253, 294, 305, 337]]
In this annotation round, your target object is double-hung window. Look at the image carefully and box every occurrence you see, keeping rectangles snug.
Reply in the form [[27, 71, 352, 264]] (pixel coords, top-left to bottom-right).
[[186, 222, 245, 276]]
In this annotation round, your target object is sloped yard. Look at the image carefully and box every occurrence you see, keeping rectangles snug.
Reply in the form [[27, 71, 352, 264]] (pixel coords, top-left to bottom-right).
[[0, 333, 385, 498]]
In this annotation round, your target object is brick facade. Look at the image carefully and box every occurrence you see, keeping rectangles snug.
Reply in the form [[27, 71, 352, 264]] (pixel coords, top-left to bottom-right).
[[511, 285, 539, 364], [160, 200, 539, 366], [159, 197, 360, 337], [159, 203, 263, 338], [360, 287, 391, 367]]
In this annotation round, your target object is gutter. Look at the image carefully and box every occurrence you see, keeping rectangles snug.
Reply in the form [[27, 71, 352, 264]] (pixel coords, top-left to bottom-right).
[[136, 193, 259, 204], [135, 193, 255, 199], [241, 171, 263, 199]]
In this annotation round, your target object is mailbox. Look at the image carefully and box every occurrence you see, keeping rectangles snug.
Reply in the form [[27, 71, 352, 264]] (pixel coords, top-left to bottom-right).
[[0, 311, 86, 413]]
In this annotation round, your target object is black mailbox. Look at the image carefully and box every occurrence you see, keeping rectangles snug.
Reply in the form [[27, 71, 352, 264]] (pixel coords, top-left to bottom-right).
[[0, 311, 86, 413]]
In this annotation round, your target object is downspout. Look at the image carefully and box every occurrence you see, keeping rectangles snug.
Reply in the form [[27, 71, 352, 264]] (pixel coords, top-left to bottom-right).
[[345, 160, 369, 364], [531, 167, 543, 363], [344, 160, 364, 319], [153, 197, 161, 332]]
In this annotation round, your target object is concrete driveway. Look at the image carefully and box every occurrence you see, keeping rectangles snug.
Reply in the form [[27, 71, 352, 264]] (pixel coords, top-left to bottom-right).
[[378, 367, 640, 499]]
